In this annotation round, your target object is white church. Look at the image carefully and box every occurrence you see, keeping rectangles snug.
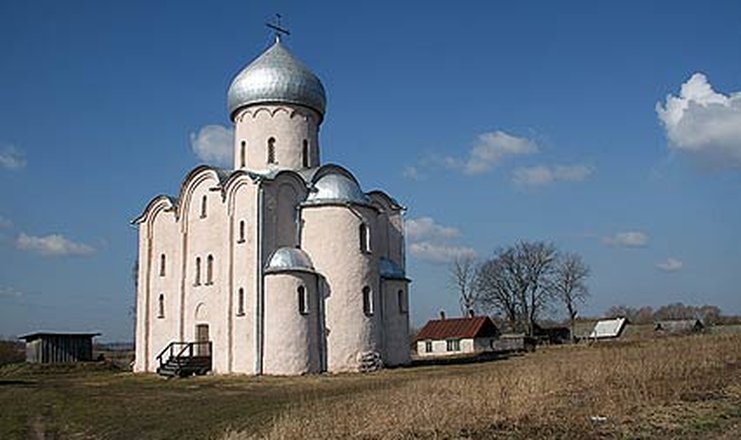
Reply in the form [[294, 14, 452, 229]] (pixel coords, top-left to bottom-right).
[[133, 31, 411, 376]]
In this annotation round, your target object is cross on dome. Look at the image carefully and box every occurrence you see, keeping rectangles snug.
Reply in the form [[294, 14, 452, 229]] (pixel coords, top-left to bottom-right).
[[266, 14, 290, 43]]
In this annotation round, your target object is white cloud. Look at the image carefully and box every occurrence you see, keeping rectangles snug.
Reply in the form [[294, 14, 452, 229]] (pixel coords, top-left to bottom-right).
[[0, 215, 11, 228], [656, 73, 741, 167], [0, 144, 27, 170], [409, 242, 477, 264], [446, 131, 538, 175], [16, 233, 96, 257], [190, 125, 234, 167], [402, 165, 422, 181], [512, 164, 594, 187], [0, 286, 24, 298], [405, 217, 460, 241], [656, 258, 683, 272], [405, 216, 475, 263], [602, 231, 649, 247]]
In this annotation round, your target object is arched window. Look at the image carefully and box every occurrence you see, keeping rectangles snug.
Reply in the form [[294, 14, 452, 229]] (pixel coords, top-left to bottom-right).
[[359, 223, 371, 253], [267, 137, 276, 164], [159, 254, 166, 277], [206, 254, 214, 285], [158, 294, 165, 318], [302, 139, 309, 168], [200, 195, 207, 218], [240, 140, 246, 168], [298, 286, 308, 315], [237, 288, 245, 316], [195, 257, 202, 285], [398, 289, 407, 314], [238, 220, 245, 243], [362, 286, 373, 316]]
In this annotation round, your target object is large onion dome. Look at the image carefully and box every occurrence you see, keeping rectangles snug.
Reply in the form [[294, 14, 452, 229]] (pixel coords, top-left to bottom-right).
[[227, 40, 326, 120]]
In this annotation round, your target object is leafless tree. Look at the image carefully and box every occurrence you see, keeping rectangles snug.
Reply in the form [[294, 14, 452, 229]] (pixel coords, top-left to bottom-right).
[[551, 253, 590, 340], [476, 248, 522, 331], [450, 255, 479, 316], [477, 241, 558, 335]]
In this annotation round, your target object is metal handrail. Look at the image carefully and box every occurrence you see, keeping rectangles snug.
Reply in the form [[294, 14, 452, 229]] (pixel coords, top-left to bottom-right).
[[156, 341, 212, 368]]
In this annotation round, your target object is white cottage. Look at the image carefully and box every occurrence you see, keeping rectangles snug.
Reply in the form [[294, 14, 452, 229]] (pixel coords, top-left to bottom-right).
[[415, 316, 500, 357], [133, 33, 411, 376]]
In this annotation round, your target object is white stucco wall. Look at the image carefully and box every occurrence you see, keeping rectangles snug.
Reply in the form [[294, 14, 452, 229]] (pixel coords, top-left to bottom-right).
[[416, 338, 477, 357], [234, 105, 320, 171], [381, 279, 411, 366], [301, 204, 381, 373], [263, 271, 321, 375]]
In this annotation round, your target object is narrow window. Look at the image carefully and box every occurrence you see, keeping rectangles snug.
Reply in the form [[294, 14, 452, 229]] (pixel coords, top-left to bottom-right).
[[240, 140, 246, 168], [159, 254, 166, 277], [398, 289, 407, 314], [425, 340, 432, 353], [200, 195, 207, 218], [267, 137, 276, 164], [237, 288, 245, 316], [362, 286, 373, 316], [158, 294, 165, 318], [195, 257, 201, 285], [238, 220, 245, 243], [302, 140, 309, 168], [446, 339, 460, 352], [206, 254, 214, 285], [298, 286, 308, 315], [359, 223, 371, 253]]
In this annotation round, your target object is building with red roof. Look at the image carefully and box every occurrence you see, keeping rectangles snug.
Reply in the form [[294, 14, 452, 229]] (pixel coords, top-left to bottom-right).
[[414, 314, 500, 357]]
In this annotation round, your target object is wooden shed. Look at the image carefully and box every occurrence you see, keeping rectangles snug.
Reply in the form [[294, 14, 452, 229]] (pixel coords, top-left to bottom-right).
[[19, 332, 100, 364]]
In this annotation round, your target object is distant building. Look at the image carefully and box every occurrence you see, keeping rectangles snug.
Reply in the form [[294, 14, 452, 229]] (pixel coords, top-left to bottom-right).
[[589, 317, 628, 340], [19, 332, 100, 364], [533, 323, 571, 344], [415, 315, 499, 357], [654, 319, 704, 335]]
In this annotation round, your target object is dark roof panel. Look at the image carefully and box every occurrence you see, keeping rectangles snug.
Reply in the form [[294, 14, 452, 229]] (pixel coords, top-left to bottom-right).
[[415, 317, 498, 341]]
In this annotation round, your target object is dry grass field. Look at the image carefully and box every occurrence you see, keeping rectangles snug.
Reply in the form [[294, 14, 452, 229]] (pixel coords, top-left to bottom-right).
[[1, 333, 739, 439]]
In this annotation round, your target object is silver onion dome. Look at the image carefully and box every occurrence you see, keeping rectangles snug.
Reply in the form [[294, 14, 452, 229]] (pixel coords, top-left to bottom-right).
[[227, 40, 326, 120], [307, 172, 370, 205], [266, 247, 315, 272]]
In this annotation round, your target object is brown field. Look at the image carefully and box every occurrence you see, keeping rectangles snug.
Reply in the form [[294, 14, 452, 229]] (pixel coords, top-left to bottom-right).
[[1, 333, 740, 439]]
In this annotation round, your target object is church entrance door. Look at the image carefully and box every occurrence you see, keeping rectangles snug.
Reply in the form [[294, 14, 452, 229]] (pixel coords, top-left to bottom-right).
[[195, 324, 210, 356]]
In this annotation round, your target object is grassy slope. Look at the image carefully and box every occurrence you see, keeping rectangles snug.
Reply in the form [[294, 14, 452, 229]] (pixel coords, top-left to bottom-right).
[[0, 334, 739, 439]]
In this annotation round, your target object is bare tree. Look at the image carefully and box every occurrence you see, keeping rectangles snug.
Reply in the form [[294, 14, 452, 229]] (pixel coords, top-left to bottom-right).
[[551, 253, 590, 341], [477, 241, 558, 335], [518, 241, 558, 336], [476, 248, 522, 330], [450, 255, 479, 316]]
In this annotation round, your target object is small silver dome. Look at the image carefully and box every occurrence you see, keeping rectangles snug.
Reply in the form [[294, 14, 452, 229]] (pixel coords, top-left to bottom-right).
[[227, 40, 326, 120], [307, 172, 370, 205], [379, 257, 407, 280], [266, 247, 315, 272]]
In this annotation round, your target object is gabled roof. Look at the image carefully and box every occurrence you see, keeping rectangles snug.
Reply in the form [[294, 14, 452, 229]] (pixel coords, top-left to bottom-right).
[[415, 316, 499, 341]]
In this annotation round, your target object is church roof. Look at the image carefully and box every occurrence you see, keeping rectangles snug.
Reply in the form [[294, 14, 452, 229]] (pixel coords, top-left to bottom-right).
[[227, 40, 326, 120], [379, 257, 407, 280], [265, 247, 315, 273]]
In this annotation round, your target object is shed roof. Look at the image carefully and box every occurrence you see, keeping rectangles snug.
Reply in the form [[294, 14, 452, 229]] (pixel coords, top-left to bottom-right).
[[655, 319, 704, 332], [415, 316, 498, 341], [589, 318, 628, 339], [18, 332, 100, 341]]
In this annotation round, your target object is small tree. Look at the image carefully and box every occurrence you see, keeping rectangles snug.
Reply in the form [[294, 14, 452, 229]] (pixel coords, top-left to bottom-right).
[[450, 255, 479, 316], [551, 253, 590, 341]]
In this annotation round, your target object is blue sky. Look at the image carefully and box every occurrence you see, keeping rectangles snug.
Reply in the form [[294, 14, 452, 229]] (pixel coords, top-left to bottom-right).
[[1, 1, 740, 341]]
